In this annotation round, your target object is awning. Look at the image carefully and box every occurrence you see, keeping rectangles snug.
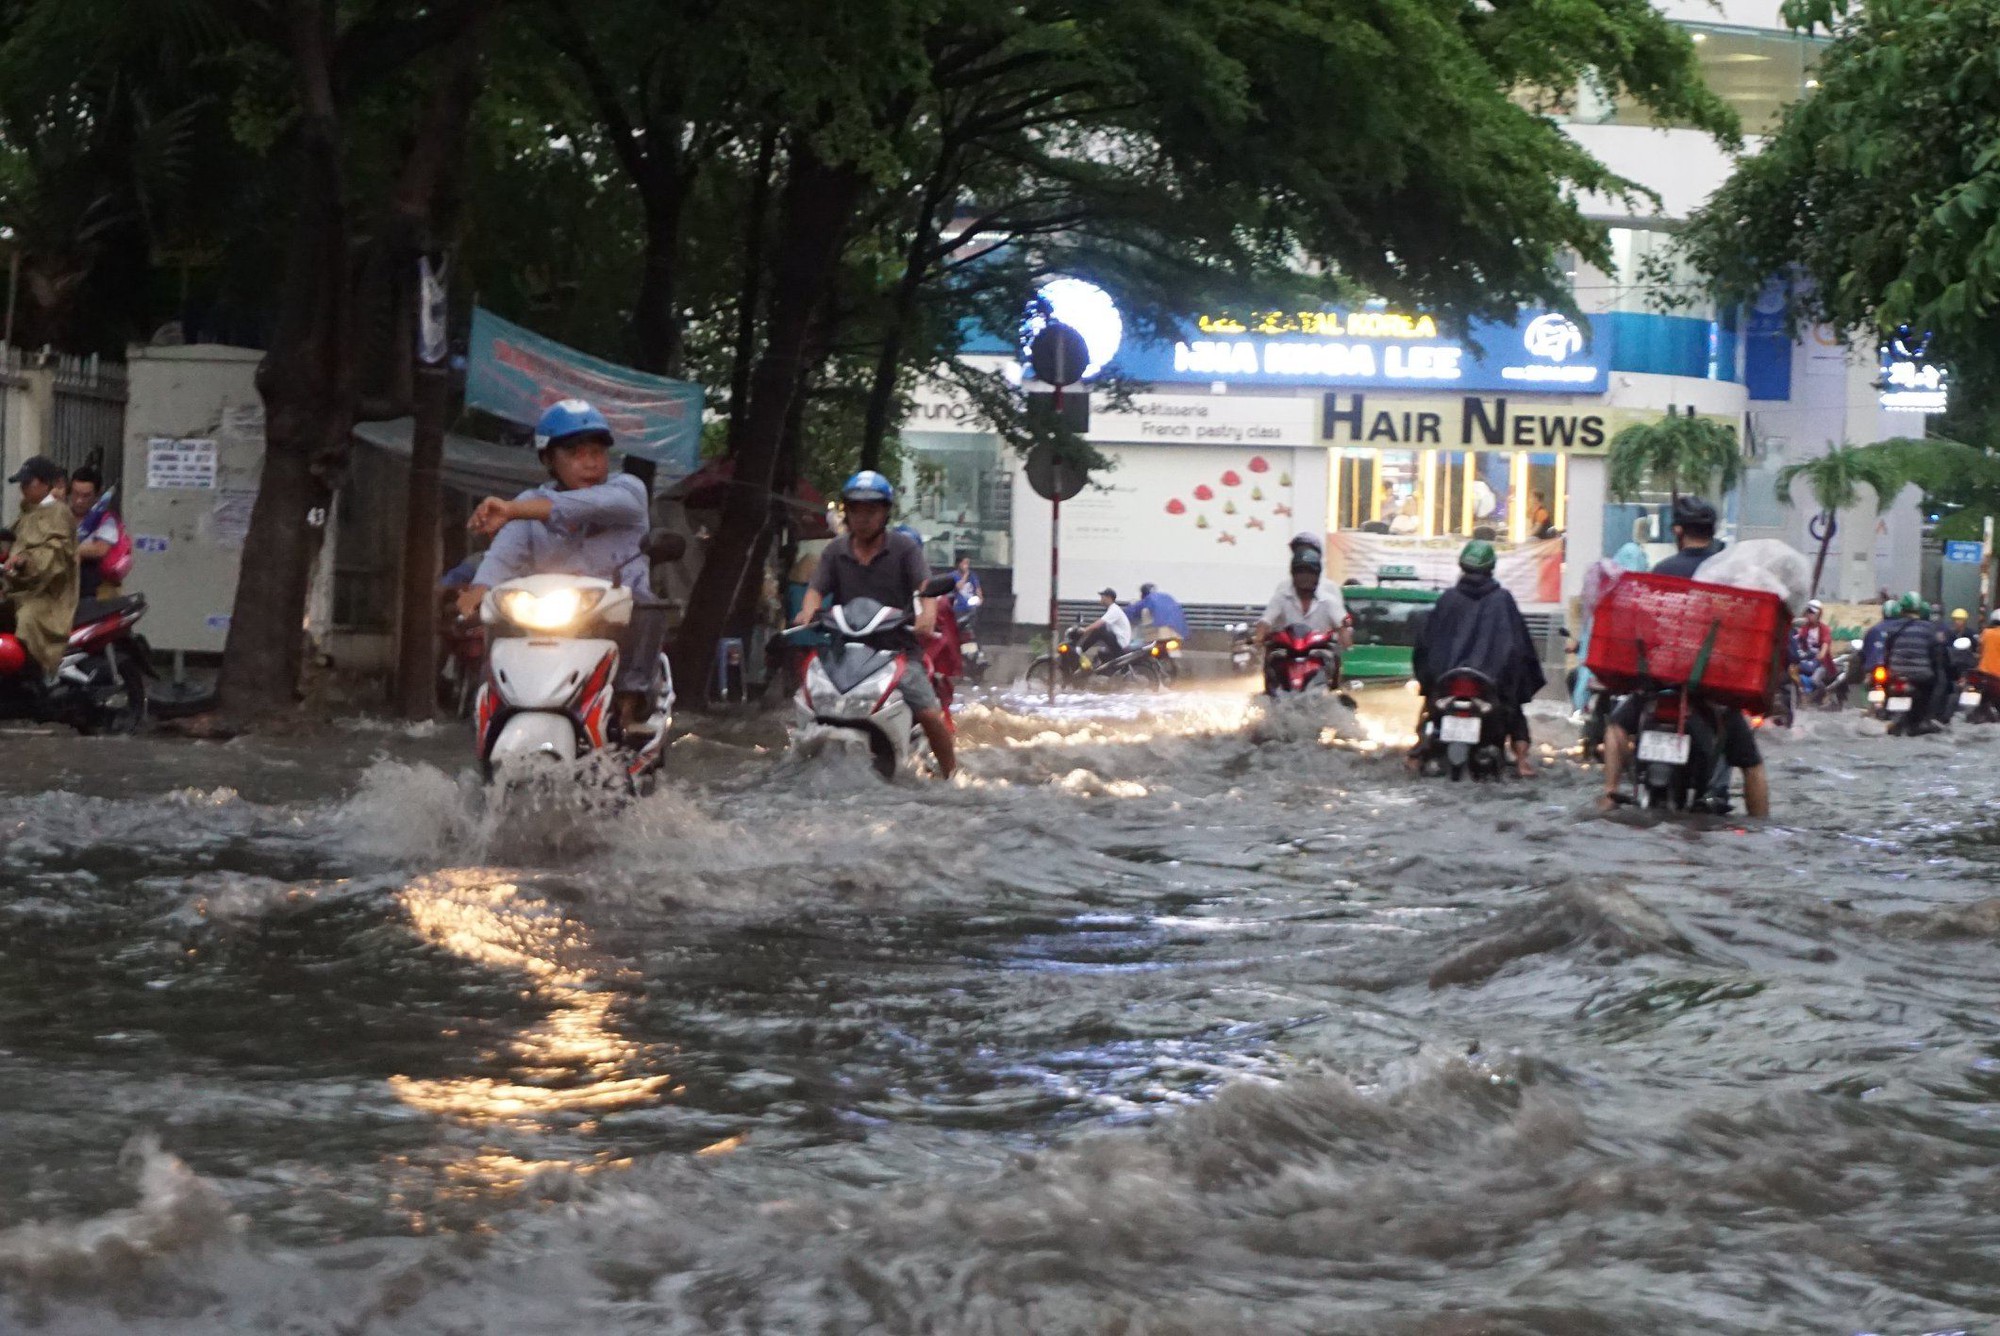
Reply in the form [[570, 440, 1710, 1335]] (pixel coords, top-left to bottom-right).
[[352, 418, 547, 495]]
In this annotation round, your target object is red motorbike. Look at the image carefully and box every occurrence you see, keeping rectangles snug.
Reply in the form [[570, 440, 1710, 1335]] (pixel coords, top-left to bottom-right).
[[1263, 623, 1342, 695], [0, 593, 151, 733]]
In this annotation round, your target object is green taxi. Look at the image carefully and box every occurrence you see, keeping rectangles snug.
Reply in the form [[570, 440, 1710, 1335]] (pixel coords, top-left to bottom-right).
[[1340, 566, 1440, 680]]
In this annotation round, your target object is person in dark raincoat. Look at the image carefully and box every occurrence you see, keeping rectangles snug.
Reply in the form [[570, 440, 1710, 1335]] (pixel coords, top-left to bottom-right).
[[1412, 540, 1547, 777]]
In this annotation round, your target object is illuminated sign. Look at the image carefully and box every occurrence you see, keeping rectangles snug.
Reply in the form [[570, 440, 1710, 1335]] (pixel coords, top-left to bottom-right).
[[1022, 277, 1124, 379], [1108, 309, 1604, 394], [1879, 330, 1947, 412], [1322, 392, 1609, 452]]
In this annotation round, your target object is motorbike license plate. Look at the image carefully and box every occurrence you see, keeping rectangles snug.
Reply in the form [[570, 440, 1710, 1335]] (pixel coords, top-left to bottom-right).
[[1886, 695, 1913, 714], [1637, 731, 1690, 765], [1866, 689, 1886, 705], [1439, 715, 1481, 744], [1962, 692, 1982, 709]]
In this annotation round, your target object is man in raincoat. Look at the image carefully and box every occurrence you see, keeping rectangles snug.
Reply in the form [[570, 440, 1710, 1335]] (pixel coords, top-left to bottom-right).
[[2, 456, 78, 679], [1413, 540, 1547, 777]]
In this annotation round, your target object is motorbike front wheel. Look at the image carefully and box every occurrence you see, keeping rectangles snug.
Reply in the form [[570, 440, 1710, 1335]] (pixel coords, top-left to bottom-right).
[[1025, 659, 1059, 691]]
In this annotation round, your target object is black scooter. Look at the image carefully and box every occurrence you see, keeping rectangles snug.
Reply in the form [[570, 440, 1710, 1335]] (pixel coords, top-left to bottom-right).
[[1416, 668, 1509, 780]]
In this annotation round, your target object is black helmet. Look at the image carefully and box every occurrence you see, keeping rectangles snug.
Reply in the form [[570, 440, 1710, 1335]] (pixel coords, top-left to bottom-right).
[[1140, 582, 1156, 597], [1671, 495, 1718, 533]]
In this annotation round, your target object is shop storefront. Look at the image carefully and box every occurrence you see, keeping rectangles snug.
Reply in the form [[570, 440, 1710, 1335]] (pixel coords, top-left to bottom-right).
[[914, 288, 1751, 626]]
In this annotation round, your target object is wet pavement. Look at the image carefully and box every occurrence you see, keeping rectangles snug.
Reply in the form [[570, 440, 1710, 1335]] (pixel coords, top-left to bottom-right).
[[0, 683, 1996, 1334]]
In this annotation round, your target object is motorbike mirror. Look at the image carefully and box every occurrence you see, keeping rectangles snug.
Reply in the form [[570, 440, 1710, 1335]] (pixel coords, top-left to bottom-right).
[[920, 574, 958, 598], [642, 528, 688, 563]]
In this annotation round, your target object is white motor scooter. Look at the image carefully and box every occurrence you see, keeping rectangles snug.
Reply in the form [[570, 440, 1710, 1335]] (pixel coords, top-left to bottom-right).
[[474, 572, 674, 786], [788, 597, 940, 780]]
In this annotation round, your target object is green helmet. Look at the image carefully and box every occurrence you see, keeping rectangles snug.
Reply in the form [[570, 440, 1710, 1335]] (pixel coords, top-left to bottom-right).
[[1459, 539, 1497, 572], [1882, 599, 1898, 619], [1899, 591, 1924, 616]]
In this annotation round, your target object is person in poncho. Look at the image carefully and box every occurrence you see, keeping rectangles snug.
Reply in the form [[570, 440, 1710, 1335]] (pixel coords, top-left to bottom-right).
[[2, 456, 79, 679], [1412, 540, 1546, 778]]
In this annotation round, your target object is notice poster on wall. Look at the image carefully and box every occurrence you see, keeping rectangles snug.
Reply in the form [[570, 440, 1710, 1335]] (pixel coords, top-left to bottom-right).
[[146, 438, 218, 490], [207, 489, 259, 547]]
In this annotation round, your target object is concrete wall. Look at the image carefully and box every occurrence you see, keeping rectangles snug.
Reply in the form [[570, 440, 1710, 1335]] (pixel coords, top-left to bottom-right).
[[118, 346, 266, 654]]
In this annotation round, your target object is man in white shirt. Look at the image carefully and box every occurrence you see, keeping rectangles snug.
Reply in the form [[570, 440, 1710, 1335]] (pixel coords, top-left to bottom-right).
[[1256, 551, 1351, 685], [1078, 587, 1133, 663]]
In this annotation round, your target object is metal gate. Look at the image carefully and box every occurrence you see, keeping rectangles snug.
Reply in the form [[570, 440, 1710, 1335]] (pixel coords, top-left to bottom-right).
[[48, 353, 128, 483]]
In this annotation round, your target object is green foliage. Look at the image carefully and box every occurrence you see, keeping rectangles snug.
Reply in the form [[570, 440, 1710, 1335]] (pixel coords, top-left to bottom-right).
[[1675, 0, 2000, 390], [1607, 415, 1744, 501], [1774, 442, 1906, 515]]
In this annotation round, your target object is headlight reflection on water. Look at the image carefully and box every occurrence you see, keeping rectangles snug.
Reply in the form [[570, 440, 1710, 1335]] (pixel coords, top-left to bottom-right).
[[384, 870, 673, 1222]]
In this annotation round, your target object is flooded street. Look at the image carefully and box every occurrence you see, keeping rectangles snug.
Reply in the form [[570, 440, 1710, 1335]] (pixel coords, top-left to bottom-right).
[[2, 684, 1998, 1334]]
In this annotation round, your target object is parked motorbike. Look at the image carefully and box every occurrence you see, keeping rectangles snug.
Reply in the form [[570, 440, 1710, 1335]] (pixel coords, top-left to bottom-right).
[[1026, 624, 1165, 690], [473, 530, 685, 787], [1416, 668, 1509, 780], [438, 614, 487, 719], [0, 593, 151, 734], [1626, 687, 1733, 813]]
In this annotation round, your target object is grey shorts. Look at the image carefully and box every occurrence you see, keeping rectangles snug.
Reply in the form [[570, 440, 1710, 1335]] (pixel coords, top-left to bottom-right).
[[899, 659, 940, 714]]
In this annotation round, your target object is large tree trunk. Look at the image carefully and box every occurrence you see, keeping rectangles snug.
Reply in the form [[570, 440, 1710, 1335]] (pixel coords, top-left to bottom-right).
[[218, 2, 350, 719], [726, 128, 778, 452], [633, 205, 685, 376], [669, 147, 864, 701]]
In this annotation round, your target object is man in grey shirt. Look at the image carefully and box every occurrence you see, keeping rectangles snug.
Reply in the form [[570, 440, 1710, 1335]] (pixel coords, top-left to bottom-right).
[[456, 399, 663, 728], [793, 470, 954, 777]]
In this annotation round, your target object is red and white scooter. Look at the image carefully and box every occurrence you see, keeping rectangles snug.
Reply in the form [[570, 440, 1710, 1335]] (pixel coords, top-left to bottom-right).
[[473, 573, 673, 785], [0, 593, 151, 733]]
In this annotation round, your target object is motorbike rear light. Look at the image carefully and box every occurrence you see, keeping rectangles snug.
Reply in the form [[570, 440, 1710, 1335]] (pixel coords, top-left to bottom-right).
[[1653, 697, 1683, 725], [1445, 677, 1482, 698], [1872, 665, 1888, 684]]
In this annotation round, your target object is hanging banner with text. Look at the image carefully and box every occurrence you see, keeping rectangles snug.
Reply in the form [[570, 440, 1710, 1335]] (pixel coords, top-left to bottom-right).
[[465, 308, 704, 478], [1326, 532, 1564, 603]]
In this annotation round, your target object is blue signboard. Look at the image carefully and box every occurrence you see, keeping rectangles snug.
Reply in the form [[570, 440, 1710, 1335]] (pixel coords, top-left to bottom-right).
[[1944, 540, 1983, 563], [465, 308, 704, 478], [1101, 308, 1606, 394]]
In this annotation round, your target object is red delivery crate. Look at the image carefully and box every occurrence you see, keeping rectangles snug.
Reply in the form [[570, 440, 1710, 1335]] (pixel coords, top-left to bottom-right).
[[1585, 572, 1786, 711]]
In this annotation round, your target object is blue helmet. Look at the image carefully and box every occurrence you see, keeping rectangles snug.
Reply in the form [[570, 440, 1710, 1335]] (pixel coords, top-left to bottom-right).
[[536, 399, 613, 450], [840, 470, 895, 505]]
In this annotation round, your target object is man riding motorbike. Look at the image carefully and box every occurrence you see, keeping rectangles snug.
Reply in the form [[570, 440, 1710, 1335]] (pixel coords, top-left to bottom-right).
[[455, 400, 666, 737], [1076, 588, 1134, 663], [2, 455, 78, 683], [1125, 582, 1189, 642], [1411, 540, 1544, 778], [1943, 607, 1978, 721], [1880, 592, 1949, 734], [1254, 547, 1351, 693], [792, 470, 956, 778], [1598, 496, 1770, 817]]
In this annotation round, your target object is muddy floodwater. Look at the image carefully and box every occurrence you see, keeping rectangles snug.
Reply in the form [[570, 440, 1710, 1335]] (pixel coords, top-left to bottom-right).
[[0, 684, 1996, 1334]]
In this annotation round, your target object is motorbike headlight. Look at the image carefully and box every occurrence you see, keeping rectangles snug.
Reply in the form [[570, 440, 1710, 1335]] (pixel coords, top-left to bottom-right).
[[1163, 638, 1181, 651], [498, 587, 601, 631]]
